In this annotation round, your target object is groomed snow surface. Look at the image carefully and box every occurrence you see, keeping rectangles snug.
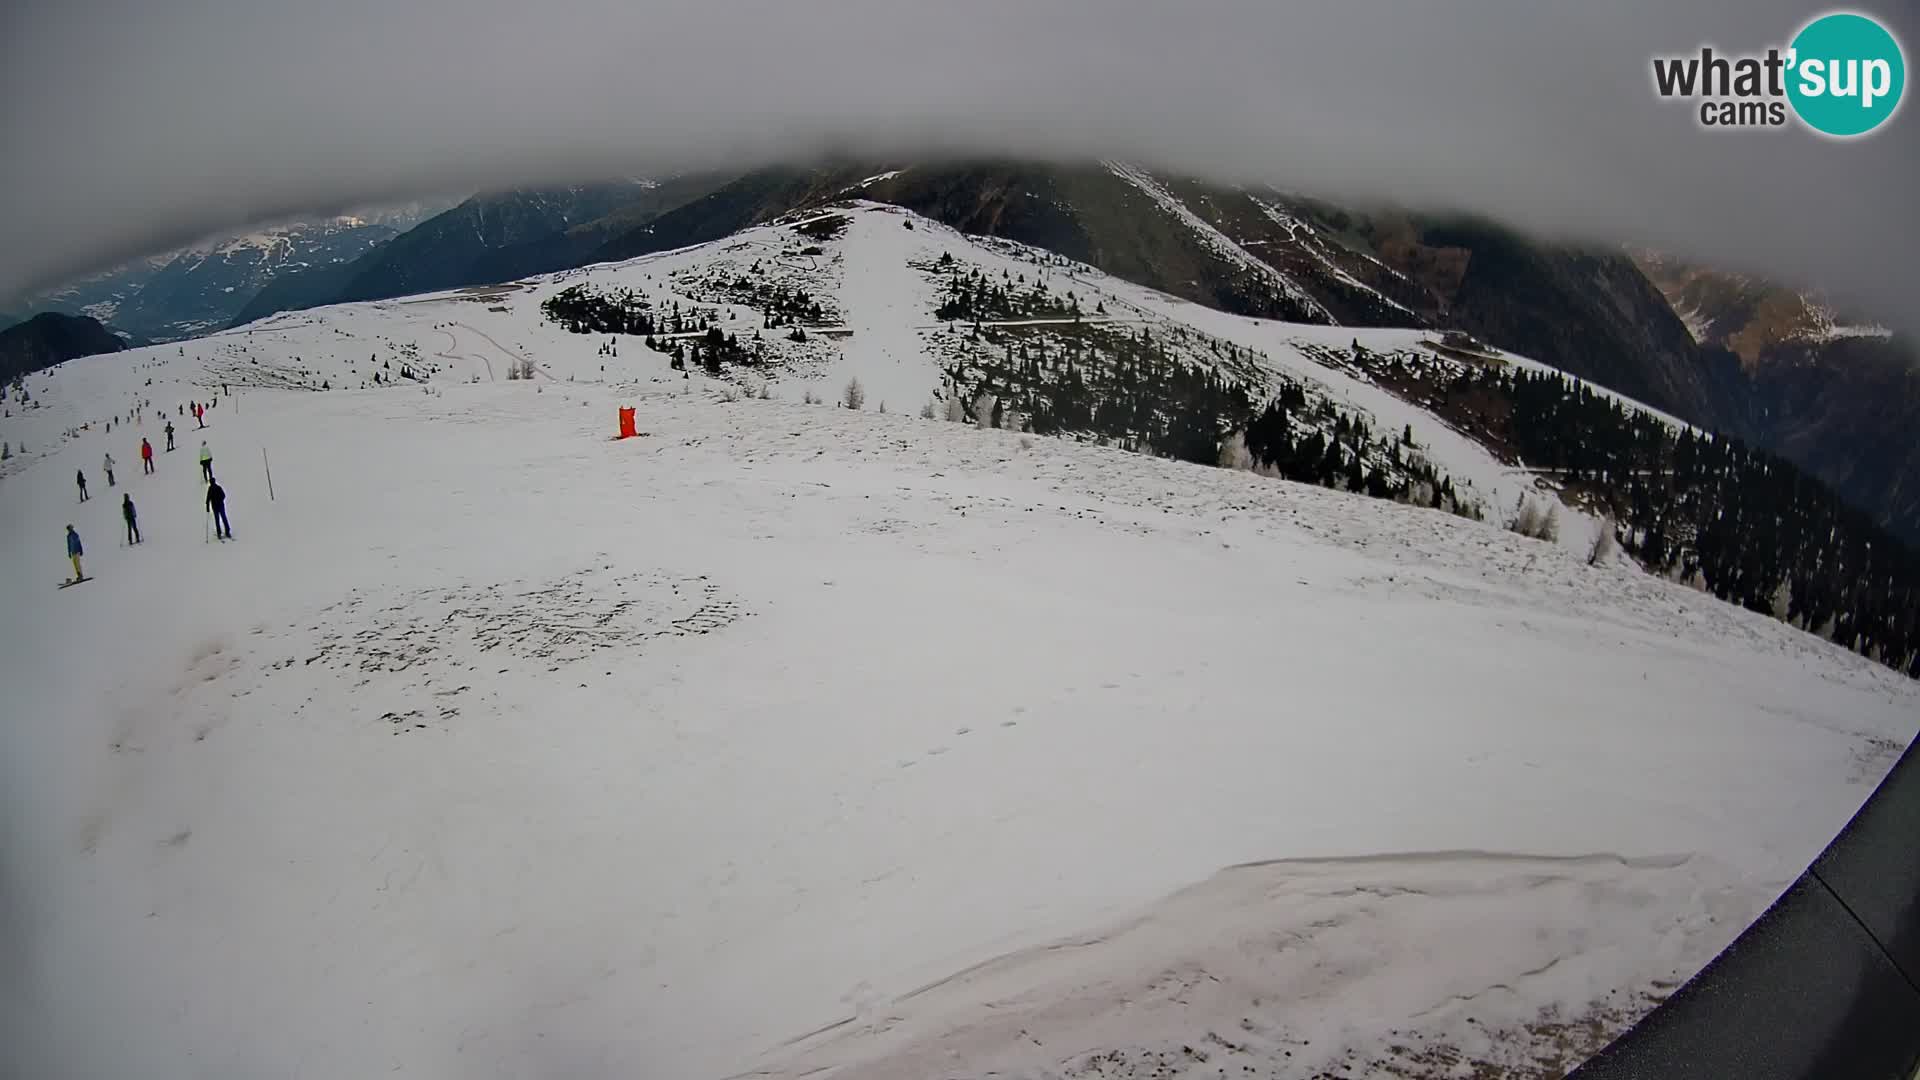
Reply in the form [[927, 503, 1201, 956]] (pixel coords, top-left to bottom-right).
[[3, 206, 1917, 1080]]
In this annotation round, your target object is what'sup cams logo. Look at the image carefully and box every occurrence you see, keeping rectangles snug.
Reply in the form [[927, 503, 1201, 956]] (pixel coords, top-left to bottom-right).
[[1652, 11, 1906, 136]]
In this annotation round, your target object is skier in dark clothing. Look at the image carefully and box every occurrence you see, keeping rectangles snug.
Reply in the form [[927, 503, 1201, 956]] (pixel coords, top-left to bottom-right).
[[165, 421, 176, 452], [122, 494, 141, 545], [76, 470, 88, 502], [206, 478, 232, 539]]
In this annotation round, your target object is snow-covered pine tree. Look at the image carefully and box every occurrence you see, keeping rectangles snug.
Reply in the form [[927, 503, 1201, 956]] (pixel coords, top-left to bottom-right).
[[1588, 519, 1619, 565], [973, 392, 997, 430]]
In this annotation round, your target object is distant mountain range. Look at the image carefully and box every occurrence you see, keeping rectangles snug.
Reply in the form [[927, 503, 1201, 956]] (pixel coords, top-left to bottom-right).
[[1632, 253, 1918, 549], [228, 177, 727, 327], [0, 312, 128, 385], [12, 160, 1917, 542], [3, 201, 453, 343]]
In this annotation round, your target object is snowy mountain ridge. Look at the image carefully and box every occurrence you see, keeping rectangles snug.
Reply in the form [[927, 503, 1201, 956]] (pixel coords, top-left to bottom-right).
[[229, 200, 1637, 552], [5, 201, 456, 344], [2, 202, 1915, 1080]]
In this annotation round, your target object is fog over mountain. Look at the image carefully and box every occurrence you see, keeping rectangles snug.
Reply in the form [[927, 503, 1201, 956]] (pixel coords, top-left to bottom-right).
[[1, 0, 1915, 325]]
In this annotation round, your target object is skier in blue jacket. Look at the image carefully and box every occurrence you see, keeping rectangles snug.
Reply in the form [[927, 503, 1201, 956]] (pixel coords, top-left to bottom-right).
[[66, 525, 84, 581]]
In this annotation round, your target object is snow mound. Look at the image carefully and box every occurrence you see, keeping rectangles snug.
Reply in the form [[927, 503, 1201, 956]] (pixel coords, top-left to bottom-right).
[[759, 851, 1748, 1080]]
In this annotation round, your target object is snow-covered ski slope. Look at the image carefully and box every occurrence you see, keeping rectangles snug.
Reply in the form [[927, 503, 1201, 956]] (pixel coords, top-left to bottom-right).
[[2, 204, 1916, 1080]]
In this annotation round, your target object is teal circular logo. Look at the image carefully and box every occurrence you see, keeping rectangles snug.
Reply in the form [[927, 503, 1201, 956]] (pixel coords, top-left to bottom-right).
[[1787, 12, 1906, 136]]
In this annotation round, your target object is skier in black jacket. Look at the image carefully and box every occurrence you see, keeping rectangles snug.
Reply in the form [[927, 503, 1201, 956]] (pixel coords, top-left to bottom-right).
[[122, 494, 141, 545], [206, 478, 232, 540]]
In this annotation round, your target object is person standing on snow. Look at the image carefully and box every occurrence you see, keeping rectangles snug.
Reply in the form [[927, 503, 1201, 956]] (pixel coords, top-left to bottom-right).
[[206, 478, 232, 540], [165, 420, 176, 452], [66, 525, 84, 581], [103, 451, 116, 486], [122, 494, 141, 545], [198, 441, 214, 483], [76, 470, 89, 502], [141, 437, 155, 475], [195, 402, 205, 429]]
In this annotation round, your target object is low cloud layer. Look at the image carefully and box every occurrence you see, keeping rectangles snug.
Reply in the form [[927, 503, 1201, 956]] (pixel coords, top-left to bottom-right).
[[1, 0, 1915, 320]]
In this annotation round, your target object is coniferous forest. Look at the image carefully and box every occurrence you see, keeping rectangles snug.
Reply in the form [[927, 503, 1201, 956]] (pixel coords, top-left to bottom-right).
[[936, 321, 1482, 521], [541, 285, 673, 337], [1353, 350, 1920, 677], [1503, 366, 1915, 674], [943, 324, 1247, 462], [686, 273, 831, 328], [932, 254, 1082, 323], [942, 314, 1918, 676]]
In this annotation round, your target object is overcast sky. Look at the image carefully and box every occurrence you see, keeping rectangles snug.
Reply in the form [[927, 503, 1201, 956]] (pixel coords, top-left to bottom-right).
[[1, 0, 1915, 321]]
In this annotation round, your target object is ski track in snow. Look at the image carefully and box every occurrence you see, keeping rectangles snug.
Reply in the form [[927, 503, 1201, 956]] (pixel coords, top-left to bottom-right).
[[1102, 162, 1331, 323], [2, 203, 1916, 1080], [1245, 195, 1418, 318]]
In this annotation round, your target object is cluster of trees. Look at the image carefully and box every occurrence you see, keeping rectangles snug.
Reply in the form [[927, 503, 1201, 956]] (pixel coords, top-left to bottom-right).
[[362, 354, 429, 386], [792, 214, 849, 241], [933, 255, 1082, 323], [541, 285, 720, 338], [1405, 361, 1920, 675], [941, 326, 1245, 463], [650, 325, 759, 375], [673, 264, 836, 329], [1241, 386, 1475, 515]]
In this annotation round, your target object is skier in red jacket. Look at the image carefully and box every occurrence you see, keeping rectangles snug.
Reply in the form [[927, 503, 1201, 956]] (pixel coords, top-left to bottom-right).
[[141, 437, 155, 474]]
